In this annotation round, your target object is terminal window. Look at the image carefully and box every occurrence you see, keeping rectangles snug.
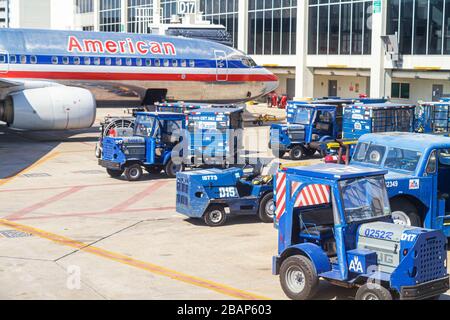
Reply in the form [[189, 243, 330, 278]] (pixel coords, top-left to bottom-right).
[[100, 0, 122, 32], [248, 0, 297, 55], [308, 0, 372, 55], [200, 0, 239, 48], [391, 82, 411, 99], [387, 0, 450, 55], [76, 0, 94, 14]]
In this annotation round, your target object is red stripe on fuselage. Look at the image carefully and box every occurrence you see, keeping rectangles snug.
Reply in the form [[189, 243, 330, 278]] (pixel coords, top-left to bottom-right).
[[4, 71, 279, 82]]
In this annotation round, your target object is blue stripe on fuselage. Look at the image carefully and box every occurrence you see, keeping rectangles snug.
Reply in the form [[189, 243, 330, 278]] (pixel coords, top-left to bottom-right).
[[0, 53, 260, 69]]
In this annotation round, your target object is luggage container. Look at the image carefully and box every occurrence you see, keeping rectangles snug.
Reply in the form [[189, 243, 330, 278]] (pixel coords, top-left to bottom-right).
[[343, 103, 415, 140]]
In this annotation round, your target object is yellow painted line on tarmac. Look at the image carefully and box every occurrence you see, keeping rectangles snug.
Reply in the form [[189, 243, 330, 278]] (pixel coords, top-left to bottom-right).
[[0, 152, 60, 187], [0, 219, 270, 300]]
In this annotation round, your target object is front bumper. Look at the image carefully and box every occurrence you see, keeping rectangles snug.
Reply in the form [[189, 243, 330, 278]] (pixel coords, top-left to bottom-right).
[[98, 159, 121, 170], [400, 275, 449, 300]]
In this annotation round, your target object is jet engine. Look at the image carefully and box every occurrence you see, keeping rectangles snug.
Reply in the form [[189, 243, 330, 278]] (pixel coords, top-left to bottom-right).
[[0, 86, 96, 130]]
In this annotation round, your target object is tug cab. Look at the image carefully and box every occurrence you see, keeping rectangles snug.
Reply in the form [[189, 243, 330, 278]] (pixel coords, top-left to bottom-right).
[[270, 103, 339, 160], [99, 112, 186, 180], [273, 163, 449, 300]]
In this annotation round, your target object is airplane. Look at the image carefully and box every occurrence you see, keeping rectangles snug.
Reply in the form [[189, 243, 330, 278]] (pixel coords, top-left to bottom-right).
[[0, 28, 279, 131]]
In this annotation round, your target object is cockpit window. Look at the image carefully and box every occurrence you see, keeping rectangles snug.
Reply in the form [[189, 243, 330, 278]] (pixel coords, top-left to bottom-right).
[[241, 56, 257, 68]]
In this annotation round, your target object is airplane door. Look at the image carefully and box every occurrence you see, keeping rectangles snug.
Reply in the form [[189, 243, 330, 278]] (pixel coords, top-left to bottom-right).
[[214, 50, 228, 81], [0, 51, 9, 73]]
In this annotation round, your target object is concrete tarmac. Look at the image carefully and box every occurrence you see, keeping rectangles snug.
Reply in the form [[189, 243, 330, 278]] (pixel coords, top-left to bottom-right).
[[0, 106, 448, 300]]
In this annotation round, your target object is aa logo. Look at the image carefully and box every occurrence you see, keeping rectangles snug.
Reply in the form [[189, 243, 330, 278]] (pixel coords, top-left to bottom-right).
[[349, 256, 364, 273]]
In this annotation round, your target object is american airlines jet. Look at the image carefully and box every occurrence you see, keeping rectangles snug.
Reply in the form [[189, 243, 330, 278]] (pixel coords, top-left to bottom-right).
[[0, 28, 279, 131]]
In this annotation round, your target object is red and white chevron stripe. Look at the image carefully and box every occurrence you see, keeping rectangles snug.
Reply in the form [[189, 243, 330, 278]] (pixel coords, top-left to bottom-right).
[[275, 171, 331, 220], [275, 171, 288, 220]]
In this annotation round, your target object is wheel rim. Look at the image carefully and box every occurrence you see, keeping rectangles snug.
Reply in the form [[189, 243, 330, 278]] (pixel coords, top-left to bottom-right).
[[285, 266, 306, 294], [129, 167, 140, 178], [209, 210, 223, 224], [265, 200, 275, 218], [362, 292, 380, 300], [392, 211, 411, 226], [293, 149, 302, 159]]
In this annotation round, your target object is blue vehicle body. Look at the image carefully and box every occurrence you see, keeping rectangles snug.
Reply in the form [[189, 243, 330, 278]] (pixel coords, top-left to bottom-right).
[[270, 102, 339, 159], [273, 163, 449, 300], [343, 103, 416, 140], [270, 99, 392, 160], [416, 102, 450, 134], [185, 107, 244, 165], [350, 133, 450, 237], [99, 111, 186, 179], [176, 166, 274, 226], [285, 98, 388, 124]]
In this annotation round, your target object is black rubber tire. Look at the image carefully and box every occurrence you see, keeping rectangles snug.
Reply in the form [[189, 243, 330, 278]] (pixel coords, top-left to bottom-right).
[[203, 205, 227, 227], [289, 145, 305, 161], [355, 284, 393, 300], [259, 192, 275, 223], [146, 166, 163, 175], [124, 164, 143, 182], [390, 198, 422, 227], [107, 169, 123, 178], [165, 159, 183, 178], [279, 255, 319, 300]]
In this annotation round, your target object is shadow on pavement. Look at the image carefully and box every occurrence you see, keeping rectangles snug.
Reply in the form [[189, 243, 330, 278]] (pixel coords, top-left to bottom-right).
[[0, 125, 98, 179]]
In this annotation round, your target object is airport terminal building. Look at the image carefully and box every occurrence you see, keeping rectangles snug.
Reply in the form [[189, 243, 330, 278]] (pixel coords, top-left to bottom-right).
[[6, 0, 450, 103]]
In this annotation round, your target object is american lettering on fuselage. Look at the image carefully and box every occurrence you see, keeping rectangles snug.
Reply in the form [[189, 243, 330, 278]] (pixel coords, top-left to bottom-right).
[[67, 36, 177, 56], [0, 28, 278, 131]]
